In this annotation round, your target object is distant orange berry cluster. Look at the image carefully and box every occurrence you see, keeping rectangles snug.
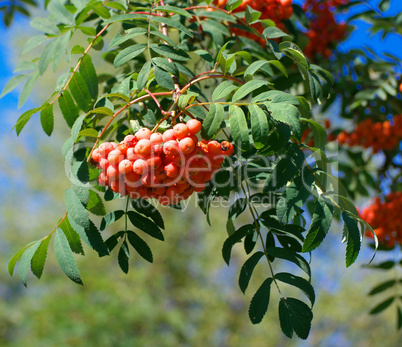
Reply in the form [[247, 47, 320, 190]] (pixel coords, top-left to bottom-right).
[[337, 115, 402, 153], [91, 121, 234, 205], [303, 0, 348, 59], [360, 192, 402, 248], [214, 0, 293, 43]]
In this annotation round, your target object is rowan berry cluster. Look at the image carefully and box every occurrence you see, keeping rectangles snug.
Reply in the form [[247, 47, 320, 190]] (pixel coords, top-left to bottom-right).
[[360, 192, 402, 248], [91, 120, 234, 205], [337, 115, 402, 153], [303, 0, 348, 59], [214, 0, 293, 43]]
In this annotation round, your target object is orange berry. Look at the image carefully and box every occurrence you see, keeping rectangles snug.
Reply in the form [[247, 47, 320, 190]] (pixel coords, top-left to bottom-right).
[[186, 119, 202, 135], [164, 163, 180, 178], [135, 139, 152, 156], [221, 141, 234, 156], [207, 140, 222, 155], [118, 159, 133, 174], [150, 132, 163, 144], [133, 159, 148, 175], [107, 149, 123, 165], [163, 140, 180, 156], [162, 129, 176, 142], [135, 128, 152, 140], [173, 123, 189, 139], [179, 137, 196, 154]]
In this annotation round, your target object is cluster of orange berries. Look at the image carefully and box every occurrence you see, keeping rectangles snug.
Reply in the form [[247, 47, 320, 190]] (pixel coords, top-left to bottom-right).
[[337, 115, 402, 153], [360, 192, 402, 248], [303, 0, 348, 59], [91, 120, 234, 205], [214, 0, 293, 43]]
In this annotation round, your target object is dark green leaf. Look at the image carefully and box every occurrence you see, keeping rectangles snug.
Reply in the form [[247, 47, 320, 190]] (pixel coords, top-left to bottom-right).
[[79, 55, 98, 100], [131, 199, 164, 229], [370, 297, 395, 315], [69, 72, 92, 112], [245, 5, 261, 24], [222, 224, 254, 265], [151, 16, 193, 38], [150, 44, 190, 62], [265, 102, 301, 139], [248, 278, 273, 324], [54, 228, 83, 285], [127, 211, 164, 241], [266, 247, 311, 279], [342, 212, 361, 267], [303, 198, 333, 253], [13, 106, 43, 136], [263, 27, 291, 40], [86, 190, 106, 216], [229, 105, 250, 149], [59, 90, 79, 128], [279, 297, 313, 339], [275, 272, 315, 306], [369, 280, 397, 296], [40, 104, 54, 136], [239, 251, 264, 294], [127, 230, 153, 263], [118, 240, 130, 273]]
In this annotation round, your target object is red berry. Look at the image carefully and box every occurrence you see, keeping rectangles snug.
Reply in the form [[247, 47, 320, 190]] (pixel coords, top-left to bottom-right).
[[173, 123, 189, 139], [162, 129, 176, 142], [135, 128, 152, 140], [186, 119, 202, 135], [179, 137, 196, 154]]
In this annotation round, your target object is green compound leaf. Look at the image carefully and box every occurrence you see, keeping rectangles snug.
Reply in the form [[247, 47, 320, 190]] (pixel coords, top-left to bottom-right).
[[248, 277, 273, 324], [239, 251, 264, 294], [54, 228, 83, 285], [279, 297, 313, 340], [127, 230, 153, 263], [31, 236, 51, 279]]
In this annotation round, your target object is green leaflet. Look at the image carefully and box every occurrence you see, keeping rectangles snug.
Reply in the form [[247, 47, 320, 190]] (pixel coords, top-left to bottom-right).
[[229, 105, 250, 150], [248, 278, 273, 324], [31, 236, 51, 279], [232, 80, 270, 102], [118, 240, 130, 273], [69, 72, 92, 112], [127, 230, 153, 263], [202, 103, 225, 139], [302, 198, 333, 253], [279, 297, 313, 339], [100, 210, 125, 231], [79, 55, 98, 100], [64, 188, 90, 229], [239, 251, 264, 294], [342, 212, 361, 267], [114, 44, 147, 68], [249, 104, 269, 149], [40, 103, 54, 136], [212, 80, 237, 101], [127, 211, 164, 241], [18, 241, 41, 286], [274, 272, 315, 306], [86, 190, 106, 216], [59, 216, 84, 255], [54, 228, 83, 285], [150, 44, 190, 62]]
